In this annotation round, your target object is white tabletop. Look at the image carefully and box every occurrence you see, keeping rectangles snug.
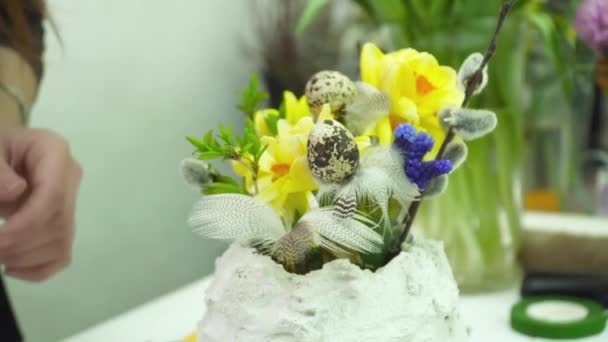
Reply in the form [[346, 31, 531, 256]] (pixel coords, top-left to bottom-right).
[[63, 276, 607, 342], [64, 211, 608, 341]]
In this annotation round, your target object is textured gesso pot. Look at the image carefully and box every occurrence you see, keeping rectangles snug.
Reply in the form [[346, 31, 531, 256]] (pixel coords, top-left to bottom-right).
[[197, 237, 469, 342]]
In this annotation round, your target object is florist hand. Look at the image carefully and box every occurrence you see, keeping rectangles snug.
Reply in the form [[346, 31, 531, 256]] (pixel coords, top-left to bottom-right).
[[0, 128, 82, 282]]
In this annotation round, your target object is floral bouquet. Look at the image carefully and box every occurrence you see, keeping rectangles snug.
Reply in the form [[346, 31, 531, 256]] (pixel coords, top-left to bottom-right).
[[182, 45, 502, 275], [180, 3, 514, 341]]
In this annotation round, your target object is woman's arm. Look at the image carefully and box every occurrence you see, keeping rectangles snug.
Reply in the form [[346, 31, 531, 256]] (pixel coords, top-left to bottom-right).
[[0, 46, 39, 127], [0, 2, 82, 283], [0, 0, 46, 127]]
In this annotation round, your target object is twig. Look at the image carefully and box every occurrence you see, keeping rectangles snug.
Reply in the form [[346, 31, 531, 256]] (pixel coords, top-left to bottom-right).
[[389, 0, 516, 258]]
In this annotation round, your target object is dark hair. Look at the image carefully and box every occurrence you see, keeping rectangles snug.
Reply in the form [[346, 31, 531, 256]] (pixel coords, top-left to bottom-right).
[[0, 0, 46, 66]]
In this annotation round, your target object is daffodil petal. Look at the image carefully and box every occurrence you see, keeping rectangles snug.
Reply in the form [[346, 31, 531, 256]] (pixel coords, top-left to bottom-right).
[[297, 96, 312, 119], [375, 116, 394, 145], [285, 157, 318, 193], [355, 136, 371, 151], [396, 97, 419, 125], [258, 176, 288, 204], [284, 191, 313, 219], [360, 43, 384, 88], [317, 104, 334, 121], [283, 91, 300, 124]]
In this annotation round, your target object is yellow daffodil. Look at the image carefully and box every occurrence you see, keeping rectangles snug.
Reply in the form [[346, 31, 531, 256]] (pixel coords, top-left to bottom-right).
[[360, 42, 464, 157], [237, 92, 318, 225], [254, 91, 311, 137]]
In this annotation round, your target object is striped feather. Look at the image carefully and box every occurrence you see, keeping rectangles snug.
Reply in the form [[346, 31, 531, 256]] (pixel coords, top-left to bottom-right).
[[332, 192, 358, 219], [344, 82, 391, 135], [188, 194, 286, 245], [300, 209, 383, 255]]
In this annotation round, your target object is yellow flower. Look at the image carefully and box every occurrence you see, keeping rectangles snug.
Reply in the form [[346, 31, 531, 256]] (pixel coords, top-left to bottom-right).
[[237, 92, 318, 225], [360, 42, 464, 157], [254, 91, 311, 137]]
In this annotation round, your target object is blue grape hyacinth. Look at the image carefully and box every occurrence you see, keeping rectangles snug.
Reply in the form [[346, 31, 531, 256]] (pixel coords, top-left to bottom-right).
[[393, 124, 453, 190]]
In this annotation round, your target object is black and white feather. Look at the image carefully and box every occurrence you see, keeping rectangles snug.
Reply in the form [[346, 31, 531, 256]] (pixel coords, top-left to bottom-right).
[[189, 194, 383, 269], [318, 146, 419, 223], [189, 194, 286, 247], [343, 81, 391, 135]]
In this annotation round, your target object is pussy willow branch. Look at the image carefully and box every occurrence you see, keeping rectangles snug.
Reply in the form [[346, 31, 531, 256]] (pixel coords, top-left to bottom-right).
[[390, 0, 516, 257]]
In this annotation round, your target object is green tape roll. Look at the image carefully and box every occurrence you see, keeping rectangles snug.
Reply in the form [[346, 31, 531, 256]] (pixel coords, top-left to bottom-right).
[[511, 295, 607, 339]]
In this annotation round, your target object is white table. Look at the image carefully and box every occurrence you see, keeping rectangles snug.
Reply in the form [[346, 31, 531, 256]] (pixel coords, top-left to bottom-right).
[[64, 276, 607, 342], [65, 212, 608, 341]]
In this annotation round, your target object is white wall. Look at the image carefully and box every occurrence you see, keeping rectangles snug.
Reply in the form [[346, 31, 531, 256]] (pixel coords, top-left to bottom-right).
[[5, 1, 257, 341]]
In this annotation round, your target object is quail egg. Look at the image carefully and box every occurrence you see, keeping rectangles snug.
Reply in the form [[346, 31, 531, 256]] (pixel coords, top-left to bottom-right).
[[305, 71, 356, 116], [307, 119, 359, 183]]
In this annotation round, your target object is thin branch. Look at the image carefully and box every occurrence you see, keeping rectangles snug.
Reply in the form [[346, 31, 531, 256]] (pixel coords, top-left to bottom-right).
[[390, 0, 516, 257]]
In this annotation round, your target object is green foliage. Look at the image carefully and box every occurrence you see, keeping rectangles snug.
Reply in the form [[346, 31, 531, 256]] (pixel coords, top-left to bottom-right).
[[202, 175, 243, 195], [296, 0, 330, 35], [237, 74, 269, 118], [187, 119, 268, 195], [187, 121, 264, 163], [264, 111, 280, 136], [278, 100, 287, 119]]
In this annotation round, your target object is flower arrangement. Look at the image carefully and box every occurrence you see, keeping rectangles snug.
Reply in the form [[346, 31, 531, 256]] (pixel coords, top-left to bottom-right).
[[181, 2, 514, 274]]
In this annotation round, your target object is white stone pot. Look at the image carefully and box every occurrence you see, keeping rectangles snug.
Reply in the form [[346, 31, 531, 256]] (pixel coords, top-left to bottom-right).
[[198, 237, 469, 342]]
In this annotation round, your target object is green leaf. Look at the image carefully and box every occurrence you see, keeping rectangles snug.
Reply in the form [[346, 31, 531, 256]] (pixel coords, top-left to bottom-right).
[[218, 124, 234, 145], [278, 100, 287, 119], [202, 182, 243, 195], [254, 144, 269, 164], [204, 130, 214, 145], [241, 143, 254, 154], [186, 136, 207, 150], [198, 151, 224, 160], [296, 0, 330, 35], [235, 136, 245, 149], [200, 130, 222, 151], [264, 112, 280, 136], [243, 119, 262, 152], [241, 176, 248, 194], [220, 145, 234, 156], [215, 175, 240, 187], [237, 74, 269, 117]]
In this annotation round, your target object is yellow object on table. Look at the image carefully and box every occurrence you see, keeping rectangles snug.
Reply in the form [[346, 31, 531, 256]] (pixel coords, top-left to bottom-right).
[[524, 189, 560, 212], [183, 332, 196, 342]]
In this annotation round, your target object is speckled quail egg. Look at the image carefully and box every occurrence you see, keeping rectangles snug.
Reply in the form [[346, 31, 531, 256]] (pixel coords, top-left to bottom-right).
[[305, 71, 357, 116], [307, 119, 359, 183]]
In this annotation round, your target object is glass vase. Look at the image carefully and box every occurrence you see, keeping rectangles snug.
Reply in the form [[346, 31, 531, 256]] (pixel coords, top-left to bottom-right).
[[416, 111, 523, 293]]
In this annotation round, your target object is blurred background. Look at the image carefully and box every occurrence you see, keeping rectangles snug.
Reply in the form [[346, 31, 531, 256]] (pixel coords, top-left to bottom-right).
[[6, 0, 608, 340]]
